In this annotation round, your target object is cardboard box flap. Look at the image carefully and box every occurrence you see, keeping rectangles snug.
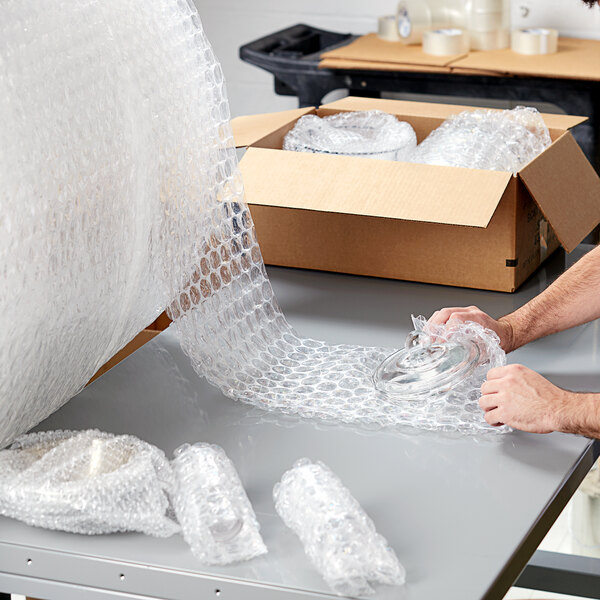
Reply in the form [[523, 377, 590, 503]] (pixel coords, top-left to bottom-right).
[[241, 147, 512, 228], [320, 97, 587, 131], [231, 107, 315, 148], [519, 132, 600, 252]]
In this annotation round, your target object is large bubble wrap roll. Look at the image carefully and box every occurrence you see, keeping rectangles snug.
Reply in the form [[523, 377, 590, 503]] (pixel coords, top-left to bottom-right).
[[274, 459, 406, 596], [1, 0, 505, 445]]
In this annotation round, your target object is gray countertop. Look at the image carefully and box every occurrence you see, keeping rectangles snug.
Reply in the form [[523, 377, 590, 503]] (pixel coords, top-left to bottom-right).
[[1, 249, 598, 600]]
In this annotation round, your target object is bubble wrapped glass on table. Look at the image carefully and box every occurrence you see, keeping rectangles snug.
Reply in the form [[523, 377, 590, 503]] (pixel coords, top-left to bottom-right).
[[171, 442, 267, 565], [283, 110, 417, 161], [411, 106, 552, 173], [0, 430, 179, 536], [0, 0, 504, 445], [274, 459, 406, 596]]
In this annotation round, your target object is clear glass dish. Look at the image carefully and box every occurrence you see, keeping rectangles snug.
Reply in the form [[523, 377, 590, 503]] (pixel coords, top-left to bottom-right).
[[373, 330, 481, 399]]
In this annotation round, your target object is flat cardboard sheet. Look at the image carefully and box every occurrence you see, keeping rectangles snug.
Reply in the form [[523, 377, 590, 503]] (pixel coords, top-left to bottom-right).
[[240, 147, 512, 228], [320, 33, 468, 68], [319, 57, 452, 73], [443, 37, 600, 80]]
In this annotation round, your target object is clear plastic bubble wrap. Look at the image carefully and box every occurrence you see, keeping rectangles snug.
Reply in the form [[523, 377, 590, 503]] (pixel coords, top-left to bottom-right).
[[1, 0, 504, 449], [0, 430, 179, 536], [283, 110, 417, 161], [411, 106, 551, 173], [273, 459, 406, 596], [171, 442, 267, 565]]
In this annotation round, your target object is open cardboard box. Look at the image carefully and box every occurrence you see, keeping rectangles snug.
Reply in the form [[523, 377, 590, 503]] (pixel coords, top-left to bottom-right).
[[232, 96, 600, 292]]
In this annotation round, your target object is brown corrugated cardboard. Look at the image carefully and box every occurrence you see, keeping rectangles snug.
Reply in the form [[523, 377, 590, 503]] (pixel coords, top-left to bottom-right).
[[86, 312, 171, 385], [519, 133, 600, 252], [320, 35, 600, 82], [450, 37, 600, 80], [320, 33, 468, 67], [321, 96, 588, 131], [319, 57, 453, 73], [241, 147, 511, 227], [231, 107, 315, 147], [232, 97, 600, 292]]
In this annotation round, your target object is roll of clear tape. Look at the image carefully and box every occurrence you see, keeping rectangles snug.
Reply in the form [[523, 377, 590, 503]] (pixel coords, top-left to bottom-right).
[[511, 28, 558, 55], [469, 28, 509, 50], [377, 15, 401, 42], [468, 10, 504, 33], [422, 28, 470, 56]]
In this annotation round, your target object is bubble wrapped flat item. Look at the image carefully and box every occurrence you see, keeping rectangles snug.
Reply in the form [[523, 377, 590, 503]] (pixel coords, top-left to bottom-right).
[[1, 0, 504, 446], [411, 106, 551, 173], [283, 110, 417, 161], [0, 430, 179, 536], [274, 459, 405, 596], [171, 442, 267, 565]]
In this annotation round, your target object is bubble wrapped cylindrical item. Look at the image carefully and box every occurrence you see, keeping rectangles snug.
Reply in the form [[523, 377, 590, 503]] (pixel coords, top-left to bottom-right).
[[411, 106, 551, 173], [0, 430, 179, 536], [283, 111, 417, 161], [273, 459, 405, 596], [171, 443, 267, 565]]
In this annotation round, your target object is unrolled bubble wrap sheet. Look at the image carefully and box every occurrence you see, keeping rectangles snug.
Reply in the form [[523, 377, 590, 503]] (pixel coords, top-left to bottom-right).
[[411, 106, 551, 173], [1, 0, 504, 446], [0, 430, 179, 536], [171, 442, 267, 565], [283, 110, 417, 161], [274, 459, 406, 596]]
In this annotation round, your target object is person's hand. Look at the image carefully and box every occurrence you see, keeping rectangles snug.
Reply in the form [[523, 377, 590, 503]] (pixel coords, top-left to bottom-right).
[[479, 364, 570, 433], [428, 305, 515, 352]]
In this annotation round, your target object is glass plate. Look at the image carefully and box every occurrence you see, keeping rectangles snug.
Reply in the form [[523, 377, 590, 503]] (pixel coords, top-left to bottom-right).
[[373, 330, 480, 399]]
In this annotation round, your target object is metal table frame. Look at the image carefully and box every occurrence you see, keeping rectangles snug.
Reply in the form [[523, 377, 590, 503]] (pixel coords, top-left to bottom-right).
[[239, 24, 600, 171]]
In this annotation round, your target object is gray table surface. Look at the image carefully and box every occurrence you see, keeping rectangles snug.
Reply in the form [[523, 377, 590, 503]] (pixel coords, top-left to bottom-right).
[[1, 249, 599, 600]]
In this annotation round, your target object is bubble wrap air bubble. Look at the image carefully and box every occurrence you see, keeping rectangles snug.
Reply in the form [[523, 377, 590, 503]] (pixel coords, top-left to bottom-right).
[[283, 110, 417, 161], [412, 106, 551, 173], [0, 430, 179, 536], [274, 459, 406, 596], [171, 442, 267, 565]]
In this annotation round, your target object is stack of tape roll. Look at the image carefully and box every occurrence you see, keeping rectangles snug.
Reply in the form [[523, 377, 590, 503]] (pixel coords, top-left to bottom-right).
[[377, 15, 400, 42], [422, 28, 470, 56], [466, 0, 509, 50], [511, 28, 559, 55]]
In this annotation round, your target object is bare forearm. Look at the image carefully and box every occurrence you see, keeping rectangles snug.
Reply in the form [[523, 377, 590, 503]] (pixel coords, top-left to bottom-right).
[[502, 245, 600, 351], [556, 392, 600, 439]]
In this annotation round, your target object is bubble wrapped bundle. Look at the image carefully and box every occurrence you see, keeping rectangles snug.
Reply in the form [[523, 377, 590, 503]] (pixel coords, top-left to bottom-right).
[[274, 459, 406, 596], [283, 110, 417, 161], [1, 0, 504, 448], [0, 430, 179, 536], [171, 443, 267, 565], [411, 106, 552, 173]]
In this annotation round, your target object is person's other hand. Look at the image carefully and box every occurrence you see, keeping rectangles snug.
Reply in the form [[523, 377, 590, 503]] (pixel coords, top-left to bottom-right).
[[428, 305, 514, 352], [479, 364, 569, 433]]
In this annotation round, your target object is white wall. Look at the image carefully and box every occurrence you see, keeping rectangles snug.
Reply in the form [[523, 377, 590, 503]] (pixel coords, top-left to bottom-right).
[[195, 0, 600, 118]]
